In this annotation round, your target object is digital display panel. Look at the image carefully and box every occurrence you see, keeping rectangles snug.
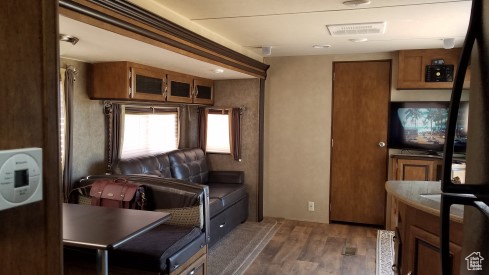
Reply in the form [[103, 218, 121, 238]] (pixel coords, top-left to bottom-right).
[[14, 169, 29, 188]]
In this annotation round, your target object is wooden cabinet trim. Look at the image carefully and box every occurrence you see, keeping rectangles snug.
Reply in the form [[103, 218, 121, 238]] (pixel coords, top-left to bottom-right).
[[167, 74, 194, 103], [397, 48, 470, 90], [391, 155, 443, 181], [130, 66, 167, 101], [407, 225, 462, 275], [193, 78, 214, 105], [91, 61, 214, 105]]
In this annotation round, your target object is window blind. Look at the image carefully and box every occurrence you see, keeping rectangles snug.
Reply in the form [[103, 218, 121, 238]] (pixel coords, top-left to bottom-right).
[[206, 113, 231, 153], [121, 112, 178, 158]]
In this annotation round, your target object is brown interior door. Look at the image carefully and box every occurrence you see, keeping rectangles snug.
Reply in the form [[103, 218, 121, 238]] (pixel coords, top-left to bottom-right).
[[330, 61, 391, 226]]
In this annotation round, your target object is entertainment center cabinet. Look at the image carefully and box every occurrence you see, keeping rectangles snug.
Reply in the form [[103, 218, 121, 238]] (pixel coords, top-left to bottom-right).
[[391, 154, 443, 181], [390, 154, 466, 182]]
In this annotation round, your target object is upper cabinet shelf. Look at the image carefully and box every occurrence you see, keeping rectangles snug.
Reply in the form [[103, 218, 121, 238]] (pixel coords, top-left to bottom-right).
[[90, 61, 214, 105], [397, 48, 470, 90]]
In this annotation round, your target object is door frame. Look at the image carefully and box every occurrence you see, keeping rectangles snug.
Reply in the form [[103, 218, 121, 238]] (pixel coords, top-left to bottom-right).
[[329, 59, 392, 225]]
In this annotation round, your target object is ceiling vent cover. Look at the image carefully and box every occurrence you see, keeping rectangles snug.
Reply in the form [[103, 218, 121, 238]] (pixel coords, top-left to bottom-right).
[[326, 22, 386, 36]]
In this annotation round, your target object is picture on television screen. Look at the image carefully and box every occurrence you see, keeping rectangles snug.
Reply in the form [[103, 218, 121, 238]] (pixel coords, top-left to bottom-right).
[[388, 102, 468, 153]]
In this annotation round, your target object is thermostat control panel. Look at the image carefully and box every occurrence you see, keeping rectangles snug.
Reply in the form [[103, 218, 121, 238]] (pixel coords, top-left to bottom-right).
[[0, 148, 42, 211]]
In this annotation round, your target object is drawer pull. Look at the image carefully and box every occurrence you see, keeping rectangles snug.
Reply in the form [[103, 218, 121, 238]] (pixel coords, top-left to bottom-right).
[[219, 223, 226, 228], [188, 268, 196, 275]]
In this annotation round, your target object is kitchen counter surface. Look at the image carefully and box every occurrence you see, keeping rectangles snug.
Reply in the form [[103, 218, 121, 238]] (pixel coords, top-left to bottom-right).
[[385, 180, 463, 223]]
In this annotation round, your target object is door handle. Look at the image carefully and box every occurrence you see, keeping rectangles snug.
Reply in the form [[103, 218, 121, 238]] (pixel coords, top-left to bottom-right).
[[378, 141, 386, 148]]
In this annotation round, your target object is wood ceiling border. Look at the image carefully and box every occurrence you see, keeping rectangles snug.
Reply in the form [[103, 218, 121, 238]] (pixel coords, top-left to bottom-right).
[[59, 0, 269, 79]]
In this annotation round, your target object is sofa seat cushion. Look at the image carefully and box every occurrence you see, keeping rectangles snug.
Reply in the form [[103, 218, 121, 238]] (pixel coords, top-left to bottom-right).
[[209, 198, 224, 217], [111, 224, 201, 272], [168, 149, 208, 184], [112, 153, 172, 178], [208, 184, 247, 217]]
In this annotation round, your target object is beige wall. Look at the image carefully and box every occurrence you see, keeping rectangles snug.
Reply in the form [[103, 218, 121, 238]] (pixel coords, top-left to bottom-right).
[[61, 58, 106, 189], [263, 52, 468, 223], [207, 79, 261, 221]]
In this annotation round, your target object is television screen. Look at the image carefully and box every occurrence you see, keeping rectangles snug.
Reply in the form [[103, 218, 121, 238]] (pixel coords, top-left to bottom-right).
[[388, 101, 468, 154]]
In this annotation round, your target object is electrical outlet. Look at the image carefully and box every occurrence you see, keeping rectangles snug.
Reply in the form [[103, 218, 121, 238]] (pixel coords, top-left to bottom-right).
[[308, 201, 315, 211]]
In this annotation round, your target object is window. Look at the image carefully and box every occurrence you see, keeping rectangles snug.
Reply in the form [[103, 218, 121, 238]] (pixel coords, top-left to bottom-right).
[[121, 109, 179, 159], [206, 112, 231, 153]]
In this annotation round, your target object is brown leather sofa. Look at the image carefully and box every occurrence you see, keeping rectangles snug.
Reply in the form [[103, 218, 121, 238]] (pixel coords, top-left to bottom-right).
[[112, 148, 249, 248]]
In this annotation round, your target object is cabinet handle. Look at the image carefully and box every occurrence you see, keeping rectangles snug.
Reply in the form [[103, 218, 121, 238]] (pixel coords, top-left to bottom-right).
[[188, 268, 196, 275], [378, 141, 386, 148], [407, 272, 412, 275], [195, 85, 199, 97], [219, 222, 226, 228]]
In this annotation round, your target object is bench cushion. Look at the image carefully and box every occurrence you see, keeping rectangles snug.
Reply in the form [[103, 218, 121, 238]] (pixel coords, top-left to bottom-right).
[[111, 224, 201, 272], [208, 184, 247, 217]]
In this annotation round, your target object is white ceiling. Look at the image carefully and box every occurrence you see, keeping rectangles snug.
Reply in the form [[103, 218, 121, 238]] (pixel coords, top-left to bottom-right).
[[152, 0, 472, 56], [59, 15, 252, 80]]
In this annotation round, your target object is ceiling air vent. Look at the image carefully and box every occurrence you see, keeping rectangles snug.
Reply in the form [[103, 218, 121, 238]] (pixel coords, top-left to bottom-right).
[[326, 22, 386, 36]]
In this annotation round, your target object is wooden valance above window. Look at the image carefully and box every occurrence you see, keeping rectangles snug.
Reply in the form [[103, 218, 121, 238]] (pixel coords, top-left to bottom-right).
[[59, 0, 270, 79]]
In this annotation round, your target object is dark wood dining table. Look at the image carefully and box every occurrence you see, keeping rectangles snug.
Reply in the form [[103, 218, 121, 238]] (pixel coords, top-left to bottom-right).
[[63, 203, 170, 275]]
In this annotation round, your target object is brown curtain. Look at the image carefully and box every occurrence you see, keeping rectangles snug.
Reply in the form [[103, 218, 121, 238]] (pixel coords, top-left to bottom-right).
[[198, 107, 208, 152], [230, 108, 242, 161], [105, 103, 122, 173], [62, 66, 76, 202]]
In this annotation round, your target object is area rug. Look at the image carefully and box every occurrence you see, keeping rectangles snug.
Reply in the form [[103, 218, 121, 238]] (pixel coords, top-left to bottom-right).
[[208, 220, 279, 275], [376, 230, 395, 275]]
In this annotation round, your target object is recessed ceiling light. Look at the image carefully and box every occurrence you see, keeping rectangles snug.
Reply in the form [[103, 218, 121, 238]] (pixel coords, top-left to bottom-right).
[[312, 44, 331, 49], [349, 38, 368, 43], [212, 68, 224, 74], [342, 0, 371, 7]]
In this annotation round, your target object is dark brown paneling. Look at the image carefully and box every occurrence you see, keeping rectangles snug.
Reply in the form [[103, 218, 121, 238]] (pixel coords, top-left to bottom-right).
[[0, 1, 61, 274], [258, 79, 265, 222]]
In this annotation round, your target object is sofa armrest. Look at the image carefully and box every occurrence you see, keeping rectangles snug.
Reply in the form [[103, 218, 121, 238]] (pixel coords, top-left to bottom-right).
[[207, 171, 244, 184], [78, 174, 211, 243]]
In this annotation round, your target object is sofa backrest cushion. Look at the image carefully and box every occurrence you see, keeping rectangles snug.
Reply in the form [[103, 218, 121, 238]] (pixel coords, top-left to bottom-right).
[[112, 153, 172, 178], [168, 148, 208, 184]]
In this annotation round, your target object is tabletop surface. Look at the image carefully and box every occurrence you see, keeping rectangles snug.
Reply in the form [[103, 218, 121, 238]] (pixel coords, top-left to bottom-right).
[[63, 203, 170, 249]]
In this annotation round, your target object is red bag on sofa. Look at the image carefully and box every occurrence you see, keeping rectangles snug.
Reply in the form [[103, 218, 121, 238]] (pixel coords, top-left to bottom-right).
[[89, 178, 147, 210]]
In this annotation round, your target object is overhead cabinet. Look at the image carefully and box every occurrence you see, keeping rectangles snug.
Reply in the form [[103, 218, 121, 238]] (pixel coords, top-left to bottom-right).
[[397, 48, 470, 89], [90, 61, 213, 105]]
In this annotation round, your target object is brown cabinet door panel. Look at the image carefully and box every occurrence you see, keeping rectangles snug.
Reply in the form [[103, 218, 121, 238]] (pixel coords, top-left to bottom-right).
[[330, 61, 391, 225]]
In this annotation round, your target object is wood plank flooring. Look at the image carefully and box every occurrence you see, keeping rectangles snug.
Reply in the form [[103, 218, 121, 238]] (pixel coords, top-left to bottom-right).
[[244, 219, 378, 275]]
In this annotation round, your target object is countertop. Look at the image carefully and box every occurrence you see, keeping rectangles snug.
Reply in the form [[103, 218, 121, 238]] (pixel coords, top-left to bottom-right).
[[385, 181, 464, 223]]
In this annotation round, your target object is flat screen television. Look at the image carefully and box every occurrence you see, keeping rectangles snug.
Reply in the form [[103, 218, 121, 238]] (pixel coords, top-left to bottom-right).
[[388, 101, 469, 154]]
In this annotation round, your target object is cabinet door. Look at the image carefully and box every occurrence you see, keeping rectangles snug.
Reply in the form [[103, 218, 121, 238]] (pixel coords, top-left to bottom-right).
[[394, 158, 440, 181], [167, 74, 193, 103], [406, 226, 461, 275], [397, 49, 470, 89], [131, 67, 166, 101], [193, 79, 213, 105]]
